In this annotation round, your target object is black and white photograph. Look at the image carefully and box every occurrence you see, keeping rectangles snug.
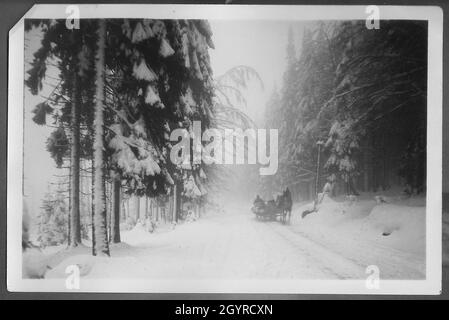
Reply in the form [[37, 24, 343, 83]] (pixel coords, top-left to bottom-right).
[[6, 4, 443, 295]]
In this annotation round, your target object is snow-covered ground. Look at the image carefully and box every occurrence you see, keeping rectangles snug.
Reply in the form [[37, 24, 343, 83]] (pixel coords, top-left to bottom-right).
[[32, 194, 427, 281], [291, 195, 426, 279]]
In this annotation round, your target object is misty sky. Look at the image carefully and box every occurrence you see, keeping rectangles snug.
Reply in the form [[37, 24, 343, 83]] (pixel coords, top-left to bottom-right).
[[23, 20, 307, 217]]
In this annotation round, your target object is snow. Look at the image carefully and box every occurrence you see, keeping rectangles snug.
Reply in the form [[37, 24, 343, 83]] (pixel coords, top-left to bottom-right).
[[131, 22, 153, 43], [23, 247, 49, 279], [145, 85, 163, 107], [181, 33, 191, 68], [142, 20, 155, 38], [181, 87, 196, 114], [132, 117, 147, 138], [159, 38, 175, 58], [292, 194, 426, 278], [183, 175, 202, 198], [190, 50, 203, 80], [132, 60, 158, 82], [152, 21, 166, 39], [122, 20, 132, 39], [77, 45, 90, 76], [37, 194, 426, 281], [109, 126, 161, 177]]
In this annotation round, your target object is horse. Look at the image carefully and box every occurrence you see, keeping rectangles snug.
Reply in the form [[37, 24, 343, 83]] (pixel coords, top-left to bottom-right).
[[275, 188, 293, 223]]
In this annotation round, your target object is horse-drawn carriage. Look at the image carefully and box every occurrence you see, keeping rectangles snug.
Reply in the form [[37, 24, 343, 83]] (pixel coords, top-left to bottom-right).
[[251, 189, 292, 224]]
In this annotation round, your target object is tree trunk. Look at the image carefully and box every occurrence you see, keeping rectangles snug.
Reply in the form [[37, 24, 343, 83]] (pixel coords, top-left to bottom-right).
[[126, 199, 130, 218], [121, 200, 126, 220], [110, 174, 121, 243], [135, 196, 140, 221], [69, 73, 82, 247], [86, 161, 92, 218], [145, 197, 149, 219], [91, 157, 96, 255], [308, 182, 314, 201], [93, 19, 110, 257], [105, 180, 113, 242], [68, 158, 72, 246], [150, 199, 155, 219], [168, 193, 174, 222], [173, 182, 181, 222]]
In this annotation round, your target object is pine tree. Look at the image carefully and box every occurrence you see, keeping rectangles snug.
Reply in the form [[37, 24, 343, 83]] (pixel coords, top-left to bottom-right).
[[105, 19, 216, 226], [25, 20, 97, 247], [274, 21, 427, 197], [110, 172, 121, 243], [37, 187, 68, 247]]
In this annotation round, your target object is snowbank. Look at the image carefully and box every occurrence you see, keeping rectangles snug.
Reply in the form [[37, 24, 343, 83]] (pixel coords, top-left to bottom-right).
[[46, 253, 152, 279], [366, 204, 425, 253], [293, 194, 426, 255], [23, 247, 49, 279]]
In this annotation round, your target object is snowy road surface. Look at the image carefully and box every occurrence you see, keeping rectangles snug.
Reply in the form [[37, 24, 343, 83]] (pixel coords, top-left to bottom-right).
[[47, 201, 425, 280]]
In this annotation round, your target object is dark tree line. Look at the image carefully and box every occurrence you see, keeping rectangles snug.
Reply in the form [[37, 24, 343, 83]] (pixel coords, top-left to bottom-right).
[[263, 21, 427, 200]]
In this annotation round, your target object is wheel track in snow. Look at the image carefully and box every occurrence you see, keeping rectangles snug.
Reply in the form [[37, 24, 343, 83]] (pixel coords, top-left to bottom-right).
[[268, 217, 424, 279], [251, 216, 366, 279]]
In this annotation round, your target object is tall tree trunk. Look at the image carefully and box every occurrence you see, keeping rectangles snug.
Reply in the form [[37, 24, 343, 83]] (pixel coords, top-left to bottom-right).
[[110, 174, 121, 243], [121, 200, 126, 220], [85, 161, 92, 218], [168, 193, 173, 222], [70, 73, 82, 246], [151, 199, 154, 219], [93, 20, 110, 256], [106, 180, 112, 242], [145, 197, 149, 219], [136, 196, 140, 221], [68, 158, 72, 246], [91, 157, 96, 255], [173, 182, 181, 222], [126, 199, 130, 218]]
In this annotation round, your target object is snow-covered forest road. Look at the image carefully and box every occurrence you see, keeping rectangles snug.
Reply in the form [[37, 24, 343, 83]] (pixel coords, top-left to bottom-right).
[[45, 201, 425, 280]]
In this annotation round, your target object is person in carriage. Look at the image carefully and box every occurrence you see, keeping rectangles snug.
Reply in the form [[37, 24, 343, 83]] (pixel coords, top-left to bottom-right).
[[253, 194, 265, 209]]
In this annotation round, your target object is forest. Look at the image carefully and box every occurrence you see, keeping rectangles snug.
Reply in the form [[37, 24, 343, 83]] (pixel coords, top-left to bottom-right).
[[25, 19, 225, 256], [261, 20, 427, 202], [24, 18, 428, 264]]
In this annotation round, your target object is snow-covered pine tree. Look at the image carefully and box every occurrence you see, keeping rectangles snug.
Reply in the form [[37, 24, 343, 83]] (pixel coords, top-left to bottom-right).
[[274, 21, 427, 197], [36, 187, 68, 247], [25, 20, 97, 247], [324, 20, 427, 194], [103, 19, 216, 227]]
